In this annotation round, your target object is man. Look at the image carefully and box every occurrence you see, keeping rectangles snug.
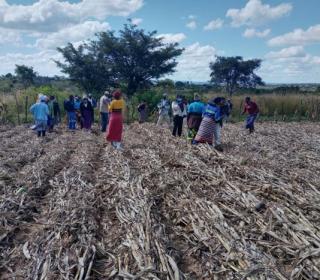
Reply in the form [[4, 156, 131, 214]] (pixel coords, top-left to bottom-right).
[[171, 95, 187, 137], [157, 93, 171, 127], [187, 94, 205, 141], [99, 91, 111, 132], [64, 95, 76, 130], [242, 97, 259, 134], [30, 95, 49, 137]]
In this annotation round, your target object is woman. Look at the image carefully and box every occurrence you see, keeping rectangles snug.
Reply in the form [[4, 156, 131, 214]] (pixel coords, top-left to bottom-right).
[[106, 90, 125, 149], [171, 95, 187, 137], [193, 98, 222, 147], [242, 97, 259, 134], [187, 94, 205, 141], [137, 100, 148, 123], [80, 97, 94, 131], [30, 95, 49, 137]]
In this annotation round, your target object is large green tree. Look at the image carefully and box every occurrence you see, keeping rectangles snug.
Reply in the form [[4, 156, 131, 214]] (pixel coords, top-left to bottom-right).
[[209, 56, 264, 96], [57, 23, 183, 97], [14, 65, 37, 88]]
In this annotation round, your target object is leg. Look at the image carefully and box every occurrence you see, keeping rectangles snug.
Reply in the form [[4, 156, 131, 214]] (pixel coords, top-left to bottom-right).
[[177, 116, 183, 137], [172, 116, 178, 136], [213, 124, 221, 146], [42, 130, 46, 137], [37, 131, 41, 137], [157, 115, 163, 126]]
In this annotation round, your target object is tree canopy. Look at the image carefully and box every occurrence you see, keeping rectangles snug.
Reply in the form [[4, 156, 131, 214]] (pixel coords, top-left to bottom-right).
[[57, 23, 183, 97], [209, 56, 264, 96], [14, 65, 37, 88]]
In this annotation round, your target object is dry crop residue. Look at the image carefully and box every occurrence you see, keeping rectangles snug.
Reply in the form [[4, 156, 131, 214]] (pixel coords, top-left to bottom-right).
[[0, 122, 319, 280]]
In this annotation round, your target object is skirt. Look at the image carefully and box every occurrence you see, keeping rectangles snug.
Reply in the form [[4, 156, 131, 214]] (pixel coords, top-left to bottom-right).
[[187, 113, 202, 130], [106, 112, 123, 142], [194, 116, 216, 145]]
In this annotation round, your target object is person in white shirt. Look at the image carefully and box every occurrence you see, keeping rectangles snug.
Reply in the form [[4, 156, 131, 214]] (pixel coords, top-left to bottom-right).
[[99, 91, 111, 132], [171, 95, 187, 137], [156, 93, 171, 127]]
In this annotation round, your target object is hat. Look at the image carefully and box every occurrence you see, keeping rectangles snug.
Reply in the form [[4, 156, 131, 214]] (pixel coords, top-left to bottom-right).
[[113, 90, 122, 99], [104, 90, 110, 96], [40, 95, 47, 102]]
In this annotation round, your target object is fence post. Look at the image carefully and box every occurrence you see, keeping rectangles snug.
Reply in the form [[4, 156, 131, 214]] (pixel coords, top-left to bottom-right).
[[25, 95, 28, 123], [14, 91, 21, 125]]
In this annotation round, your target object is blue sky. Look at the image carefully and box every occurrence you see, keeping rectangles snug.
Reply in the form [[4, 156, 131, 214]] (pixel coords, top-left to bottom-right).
[[0, 0, 320, 83]]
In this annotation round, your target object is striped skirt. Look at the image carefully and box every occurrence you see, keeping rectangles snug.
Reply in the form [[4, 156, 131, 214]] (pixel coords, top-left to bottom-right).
[[194, 116, 216, 145]]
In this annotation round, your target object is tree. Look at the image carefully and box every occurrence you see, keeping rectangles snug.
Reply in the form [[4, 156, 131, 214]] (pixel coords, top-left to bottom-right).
[[57, 23, 183, 97], [209, 56, 264, 96], [56, 43, 114, 95], [14, 65, 37, 88]]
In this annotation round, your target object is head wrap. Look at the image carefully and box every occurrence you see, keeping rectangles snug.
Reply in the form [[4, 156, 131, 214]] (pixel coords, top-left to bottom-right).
[[40, 95, 47, 102], [113, 90, 122, 99]]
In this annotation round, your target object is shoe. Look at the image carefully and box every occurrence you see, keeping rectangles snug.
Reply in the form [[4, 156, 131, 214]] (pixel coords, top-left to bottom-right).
[[214, 145, 224, 152]]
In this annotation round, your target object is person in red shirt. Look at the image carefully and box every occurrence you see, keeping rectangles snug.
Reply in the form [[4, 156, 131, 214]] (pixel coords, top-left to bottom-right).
[[242, 97, 259, 133]]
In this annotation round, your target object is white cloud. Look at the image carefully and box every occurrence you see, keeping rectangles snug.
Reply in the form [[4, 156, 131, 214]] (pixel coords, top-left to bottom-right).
[[188, 15, 196, 20], [0, 0, 143, 32], [131, 18, 143, 25], [157, 33, 186, 44], [268, 24, 320, 47], [186, 20, 197, 30], [0, 27, 21, 45], [0, 50, 63, 76], [259, 47, 320, 82], [35, 21, 110, 49], [204, 18, 223, 31], [170, 42, 217, 81], [243, 28, 270, 38], [265, 46, 305, 59], [226, 0, 292, 27]]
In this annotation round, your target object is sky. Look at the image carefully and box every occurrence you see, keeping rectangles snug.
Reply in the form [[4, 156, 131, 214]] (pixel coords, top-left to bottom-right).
[[0, 0, 320, 83]]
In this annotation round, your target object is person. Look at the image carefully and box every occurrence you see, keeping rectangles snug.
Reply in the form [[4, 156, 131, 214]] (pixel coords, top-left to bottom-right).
[[242, 97, 259, 134], [64, 95, 76, 130], [171, 95, 187, 137], [106, 90, 125, 150], [47, 96, 55, 132], [53, 97, 61, 125], [157, 93, 171, 127], [74, 95, 82, 128], [80, 97, 94, 131], [88, 93, 97, 122], [187, 94, 205, 141], [30, 95, 49, 137], [99, 91, 111, 132], [137, 100, 148, 123], [193, 98, 223, 150]]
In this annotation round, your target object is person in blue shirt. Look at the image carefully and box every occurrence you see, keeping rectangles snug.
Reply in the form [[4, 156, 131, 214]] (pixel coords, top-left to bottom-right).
[[64, 95, 76, 130], [193, 97, 224, 151], [187, 94, 205, 141], [30, 95, 49, 137]]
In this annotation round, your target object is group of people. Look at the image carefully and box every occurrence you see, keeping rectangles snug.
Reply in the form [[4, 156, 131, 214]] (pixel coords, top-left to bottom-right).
[[29, 89, 259, 151], [155, 94, 259, 151]]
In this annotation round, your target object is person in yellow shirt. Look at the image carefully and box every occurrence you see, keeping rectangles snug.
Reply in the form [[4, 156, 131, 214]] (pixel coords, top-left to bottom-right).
[[106, 90, 125, 149]]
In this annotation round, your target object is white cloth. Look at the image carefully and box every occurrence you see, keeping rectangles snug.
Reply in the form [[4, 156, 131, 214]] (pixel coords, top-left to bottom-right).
[[99, 95, 110, 113], [157, 114, 171, 127], [172, 101, 187, 117], [213, 124, 221, 146], [157, 99, 170, 116]]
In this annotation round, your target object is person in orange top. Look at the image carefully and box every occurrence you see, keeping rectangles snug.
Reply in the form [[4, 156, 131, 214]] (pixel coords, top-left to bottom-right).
[[106, 90, 125, 149]]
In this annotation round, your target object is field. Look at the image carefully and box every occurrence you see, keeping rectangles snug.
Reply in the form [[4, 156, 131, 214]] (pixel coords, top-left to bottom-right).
[[0, 122, 320, 279]]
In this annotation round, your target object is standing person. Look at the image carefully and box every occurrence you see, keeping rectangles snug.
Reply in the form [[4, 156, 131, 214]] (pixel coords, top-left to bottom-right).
[[106, 90, 125, 150], [64, 95, 76, 130], [53, 96, 61, 125], [30, 95, 49, 137], [187, 94, 205, 141], [47, 96, 55, 132], [80, 97, 94, 131], [242, 97, 259, 134], [171, 95, 187, 137], [74, 95, 82, 128], [193, 98, 223, 150], [137, 100, 148, 123], [157, 93, 171, 127], [99, 91, 111, 132], [88, 93, 97, 122]]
